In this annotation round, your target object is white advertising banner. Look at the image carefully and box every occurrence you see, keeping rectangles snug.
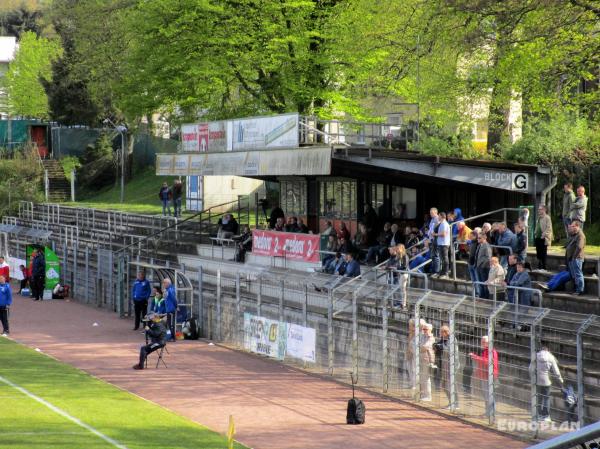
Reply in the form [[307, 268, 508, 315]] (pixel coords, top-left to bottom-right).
[[243, 313, 287, 360], [286, 324, 316, 363], [230, 113, 299, 151], [181, 123, 200, 152]]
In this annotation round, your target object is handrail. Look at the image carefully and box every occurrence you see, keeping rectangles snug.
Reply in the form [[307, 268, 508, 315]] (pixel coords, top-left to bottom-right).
[[115, 198, 243, 254], [449, 207, 523, 280], [525, 420, 600, 449]]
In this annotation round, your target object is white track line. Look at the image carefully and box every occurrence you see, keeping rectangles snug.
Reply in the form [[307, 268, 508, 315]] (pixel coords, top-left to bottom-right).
[[0, 375, 128, 449]]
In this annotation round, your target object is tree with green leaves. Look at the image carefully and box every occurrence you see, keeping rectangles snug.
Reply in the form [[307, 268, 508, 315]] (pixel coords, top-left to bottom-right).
[[4, 30, 61, 119]]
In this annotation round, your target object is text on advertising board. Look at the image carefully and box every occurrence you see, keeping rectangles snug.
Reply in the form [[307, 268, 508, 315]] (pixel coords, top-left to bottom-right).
[[252, 230, 320, 263]]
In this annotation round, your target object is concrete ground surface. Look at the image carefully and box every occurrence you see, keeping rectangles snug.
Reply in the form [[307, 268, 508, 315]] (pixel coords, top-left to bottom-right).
[[7, 294, 528, 449]]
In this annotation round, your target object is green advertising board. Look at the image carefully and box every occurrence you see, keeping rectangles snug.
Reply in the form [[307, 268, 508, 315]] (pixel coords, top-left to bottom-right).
[[26, 245, 61, 292]]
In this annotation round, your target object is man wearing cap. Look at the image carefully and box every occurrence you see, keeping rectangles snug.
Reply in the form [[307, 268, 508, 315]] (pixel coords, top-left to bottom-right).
[[133, 313, 167, 370]]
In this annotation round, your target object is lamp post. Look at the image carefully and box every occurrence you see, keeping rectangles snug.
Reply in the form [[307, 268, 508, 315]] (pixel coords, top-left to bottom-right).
[[103, 118, 127, 203]]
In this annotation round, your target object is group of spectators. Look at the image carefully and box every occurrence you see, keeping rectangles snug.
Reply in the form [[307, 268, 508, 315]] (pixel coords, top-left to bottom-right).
[[268, 204, 310, 233], [158, 180, 183, 217]]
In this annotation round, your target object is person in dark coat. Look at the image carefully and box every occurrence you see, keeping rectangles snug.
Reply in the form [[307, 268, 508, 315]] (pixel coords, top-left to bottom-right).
[[172, 179, 183, 217], [133, 313, 167, 370], [31, 249, 46, 301], [158, 182, 172, 216], [268, 204, 285, 229]]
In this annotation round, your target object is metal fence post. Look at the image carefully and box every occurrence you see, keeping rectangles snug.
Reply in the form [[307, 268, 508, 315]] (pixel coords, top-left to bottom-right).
[[279, 279, 284, 323], [487, 303, 507, 425], [577, 315, 596, 427], [449, 296, 467, 411], [236, 272, 241, 348], [303, 284, 308, 328], [84, 246, 89, 304], [257, 276, 262, 317], [216, 269, 222, 342], [197, 267, 204, 337], [382, 293, 389, 393], [352, 290, 358, 381], [328, 290, 334, 376], [72, 241, 78, 299], [116, 255, 125, 318], [62, 242, 68, 295]]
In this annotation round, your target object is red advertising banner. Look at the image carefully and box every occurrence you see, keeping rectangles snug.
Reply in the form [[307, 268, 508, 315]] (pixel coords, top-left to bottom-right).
[[252, 230, 320, 263], [198, 123, 209, 152]]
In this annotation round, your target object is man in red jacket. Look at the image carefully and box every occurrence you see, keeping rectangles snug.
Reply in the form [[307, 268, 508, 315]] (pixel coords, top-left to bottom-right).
[[0, 256, 10, 282], [470, 335, 499, 416]]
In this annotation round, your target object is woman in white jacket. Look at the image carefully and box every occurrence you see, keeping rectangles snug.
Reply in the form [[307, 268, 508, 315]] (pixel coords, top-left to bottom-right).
[[529, 346, 564, 421]]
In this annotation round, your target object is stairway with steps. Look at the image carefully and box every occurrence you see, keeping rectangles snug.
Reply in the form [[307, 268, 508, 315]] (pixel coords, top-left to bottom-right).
[[42, 159, 70, 202]]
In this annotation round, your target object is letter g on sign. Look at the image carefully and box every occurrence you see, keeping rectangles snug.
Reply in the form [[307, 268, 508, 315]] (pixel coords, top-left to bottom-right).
[[512, 173, 528, 191]]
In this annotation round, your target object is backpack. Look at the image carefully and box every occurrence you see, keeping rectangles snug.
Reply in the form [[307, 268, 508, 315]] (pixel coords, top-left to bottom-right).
[[183, 317, 199, 340], [346, 373, 365, 425]]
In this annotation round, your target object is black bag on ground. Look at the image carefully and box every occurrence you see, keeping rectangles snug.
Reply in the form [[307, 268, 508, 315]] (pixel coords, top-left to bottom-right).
[[346, 373, 365, 425], [183, 317, 199, 340]]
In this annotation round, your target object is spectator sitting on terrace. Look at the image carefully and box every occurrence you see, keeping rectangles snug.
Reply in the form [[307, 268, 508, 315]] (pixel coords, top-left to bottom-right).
[[497, 222, 517, 267], [337, 222, 351, 241], [274, 217, 285, 232], [389, 223, 402, 248], [514, 222, 528, 262], [405, 228, 420, 249], [537, 268, 571, 292], [268, 203, 284, 229], [322, 234, 339, 269], [363, 222, 392, 264], [217, 213, 239, 240], [409, 244, 430, 273], [298, 218, 309, 233], [344, 252, 361, 278], [330, 252, 347, 275], [321, 220, 334, 236], [284, 216, 300, 233], [234, 225, 252, 263], [352, 223, 369, 258], [337, 236, 353, 255], [507, 261, 532, 306]]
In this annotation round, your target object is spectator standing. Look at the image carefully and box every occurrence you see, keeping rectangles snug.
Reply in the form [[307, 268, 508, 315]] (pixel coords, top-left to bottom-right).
[[172, 179, 183, 217], [0, 275, 12, 336], [435, 325, 460, 409], [529, 346, 563, 422], [298, 218, 309, 233], [268, 204, 285, 229], [456, 221, 473, 258], [497, 222, 517, 267], [486, 257, 506, 300], [566, 220, 586, 296], [504, 254, 518, 286], [0, 256, 9, 281], [393, 244, 410, 308], [507, 261, 532, 306], [158, 182, 172, 216], [569, 186, 588, 229], [514, 222, 528, 262], [31, 249, 46, 301], [419, 322, 436, 401], [534, 205, 553, 270], [476, 234, 492, 298], [131, 272, 151, 331], [428, 208, 440, 273], [162, 278, 178, 341], [467, 230, 479, 292], [433, 212, 451, 278], [149, 286, 164, 314], [562, 183, 575, 236], [470, 336, 499, 416], [18, 264, 29, 294], [406, 319, 417, 388]]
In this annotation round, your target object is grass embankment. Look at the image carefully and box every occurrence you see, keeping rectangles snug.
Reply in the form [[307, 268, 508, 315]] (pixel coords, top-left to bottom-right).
[[0, 337, 246, 449], [66, 167, 179, 215]]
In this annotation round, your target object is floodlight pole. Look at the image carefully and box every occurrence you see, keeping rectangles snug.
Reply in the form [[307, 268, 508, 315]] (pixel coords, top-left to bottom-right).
[[104, 118, 126, 204]]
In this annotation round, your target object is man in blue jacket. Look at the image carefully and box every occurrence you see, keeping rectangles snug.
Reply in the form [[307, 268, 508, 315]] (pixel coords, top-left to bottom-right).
[[344, 252, 361, 278], [131, 271, 151, 331], [31, 249, 46, 301], [0, 275, 12, 336], [507, 262, 532, 306], [162, 278, 178, 341]]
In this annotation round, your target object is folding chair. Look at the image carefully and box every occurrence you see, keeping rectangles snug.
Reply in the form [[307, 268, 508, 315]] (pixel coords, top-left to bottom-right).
[[144, 344, 169, 369]]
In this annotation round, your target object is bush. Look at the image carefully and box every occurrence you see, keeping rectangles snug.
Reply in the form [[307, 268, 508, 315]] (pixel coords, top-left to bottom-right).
[[60, 156, 82, 182], [0, 146, 43, 216]]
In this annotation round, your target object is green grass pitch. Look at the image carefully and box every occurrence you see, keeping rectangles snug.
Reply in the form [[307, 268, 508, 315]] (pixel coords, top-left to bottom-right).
[[0, 338, 247, 449]]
